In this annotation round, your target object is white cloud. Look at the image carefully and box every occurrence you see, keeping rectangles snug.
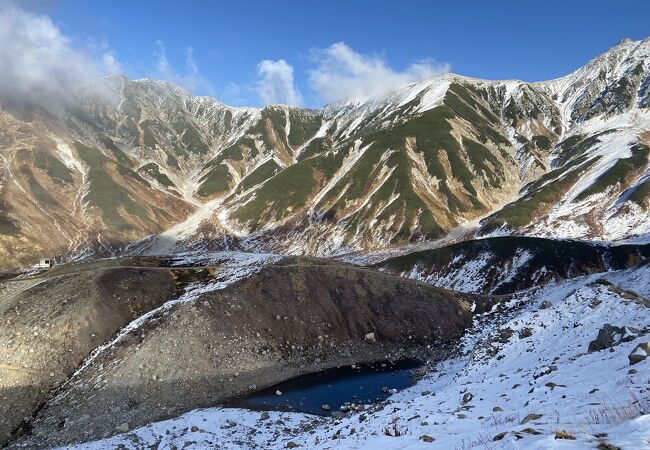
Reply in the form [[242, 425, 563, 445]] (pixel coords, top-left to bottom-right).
[[308, 42, 450, 103], [153, 41, 213, 95], [0, 3, 118, 111], [255, 59, 302, 105]]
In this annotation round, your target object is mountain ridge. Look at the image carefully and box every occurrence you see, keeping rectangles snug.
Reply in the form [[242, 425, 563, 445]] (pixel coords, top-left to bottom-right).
[[1, 38, 649, 268]]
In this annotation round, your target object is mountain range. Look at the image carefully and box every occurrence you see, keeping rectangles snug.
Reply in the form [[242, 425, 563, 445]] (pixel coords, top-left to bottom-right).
[[1, 38, 650, 269]]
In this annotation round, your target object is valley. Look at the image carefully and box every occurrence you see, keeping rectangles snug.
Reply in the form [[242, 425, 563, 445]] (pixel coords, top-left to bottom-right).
[[0, 34, 649, 450]]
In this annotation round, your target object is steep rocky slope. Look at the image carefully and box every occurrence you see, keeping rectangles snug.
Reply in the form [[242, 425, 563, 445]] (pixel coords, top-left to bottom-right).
[[44, 259, 650, 450], [1, 254, 482, 448], [374, 236, 650, 294], [1, 39, 650, 268]]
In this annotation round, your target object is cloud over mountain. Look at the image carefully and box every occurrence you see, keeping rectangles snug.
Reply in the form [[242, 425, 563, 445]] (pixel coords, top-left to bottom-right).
[[0, 3, 117, 111], [308, 42, 450, 103]]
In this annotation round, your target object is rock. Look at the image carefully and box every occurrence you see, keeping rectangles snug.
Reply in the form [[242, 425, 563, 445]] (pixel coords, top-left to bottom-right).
[[227, 420, 236, 427], [518, 327, 533, 338], [628, 368, 638, 375], [275, 390, 282, 396], [286, 442, 300, 448], [520, 427, 542, 435], [628, 342, 649, 365], [190, 425, 199, 432], [493, 432, 508, 441], [260, 412, 270, 420], [588, 324, 640, 353], [540, 300, 552, 309], [462, 392, 473, 403], [364, 332, 376, 343], [321, 404, 331, 411], [533, 365, 557, 379], [520, 413, 543, 424], [116, 422, 129, 433], [496, 328, 513, 343], [419, 434, 435, 443], [492, 406, 503, 412]]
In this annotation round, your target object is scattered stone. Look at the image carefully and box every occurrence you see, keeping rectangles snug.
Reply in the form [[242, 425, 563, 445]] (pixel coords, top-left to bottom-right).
[[520, 413, 543, 424], [260, 412, 270, 420], [275, 390, 283, 396], [628, 368, 638, 375], [364, 332, 376, 343], [492, 406, 503, 412], [419, 434, 435, 443], [518, 327, 533, 338], [190, 425, 199, 432], [533, 365, 557, 379], [321, 404, 331, 411], [227, 420, 237, 427], [520, 427, 542, 435], [628, 342, 649, 365], [462, 392, 473, 403], [496, 328, 514, 343], [116, 423, 129, 433], [286, 441, 300, 448], [493, 432, 508, 441], [540, 300, 552, 309]]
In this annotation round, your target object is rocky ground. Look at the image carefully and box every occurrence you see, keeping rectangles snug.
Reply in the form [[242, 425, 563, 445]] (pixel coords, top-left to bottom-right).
[[1, 253, 486, 449], [50, 262, 650, 450]]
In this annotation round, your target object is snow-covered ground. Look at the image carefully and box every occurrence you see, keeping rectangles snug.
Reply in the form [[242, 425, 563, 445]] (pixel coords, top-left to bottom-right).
[[59, 264, 650, 450]]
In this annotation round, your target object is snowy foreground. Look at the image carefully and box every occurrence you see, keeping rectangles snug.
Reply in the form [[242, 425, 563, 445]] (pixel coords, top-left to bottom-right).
[[60, 265, 650, 450]]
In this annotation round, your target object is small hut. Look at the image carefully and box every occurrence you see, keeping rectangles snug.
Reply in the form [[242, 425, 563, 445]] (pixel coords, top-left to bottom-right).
[[38, 258, 53, 269]]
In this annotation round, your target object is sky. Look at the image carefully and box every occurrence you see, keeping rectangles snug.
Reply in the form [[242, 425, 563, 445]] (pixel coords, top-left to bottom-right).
[[5, 0, 650, 108]]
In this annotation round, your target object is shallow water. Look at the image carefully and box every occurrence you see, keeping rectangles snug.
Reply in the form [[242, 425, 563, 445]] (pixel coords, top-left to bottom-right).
[[230, 359, 422, 415]]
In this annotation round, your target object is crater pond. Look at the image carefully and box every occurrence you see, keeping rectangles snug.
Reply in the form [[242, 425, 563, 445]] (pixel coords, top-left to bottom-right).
[[228, 359, 422, 415]]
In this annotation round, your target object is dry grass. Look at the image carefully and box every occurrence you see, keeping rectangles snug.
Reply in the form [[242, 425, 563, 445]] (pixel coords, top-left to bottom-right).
[[587, 388, 650, 425], [554, 429, 576, 440]]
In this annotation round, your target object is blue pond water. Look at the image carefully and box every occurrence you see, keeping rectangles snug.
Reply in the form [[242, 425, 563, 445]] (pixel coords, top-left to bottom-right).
[[230, 359, 422, 415]]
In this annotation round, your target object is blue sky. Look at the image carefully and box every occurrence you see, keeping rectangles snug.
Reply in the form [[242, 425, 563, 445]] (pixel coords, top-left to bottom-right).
[[14, 0, 650, 107]]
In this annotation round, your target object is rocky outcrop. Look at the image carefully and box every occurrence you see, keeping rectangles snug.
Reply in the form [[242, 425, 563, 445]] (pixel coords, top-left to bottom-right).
[[588, 324, 641, 353]]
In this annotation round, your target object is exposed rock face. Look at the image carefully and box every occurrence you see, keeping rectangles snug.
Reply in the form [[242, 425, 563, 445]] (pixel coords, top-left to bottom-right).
[[4, 258, 482, 449]]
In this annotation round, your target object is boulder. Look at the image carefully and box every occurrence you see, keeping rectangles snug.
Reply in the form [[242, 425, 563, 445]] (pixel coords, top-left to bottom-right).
[[628, 342, 649, 365], [587, 324, 639, 353], [364, 332, 376, 343]]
